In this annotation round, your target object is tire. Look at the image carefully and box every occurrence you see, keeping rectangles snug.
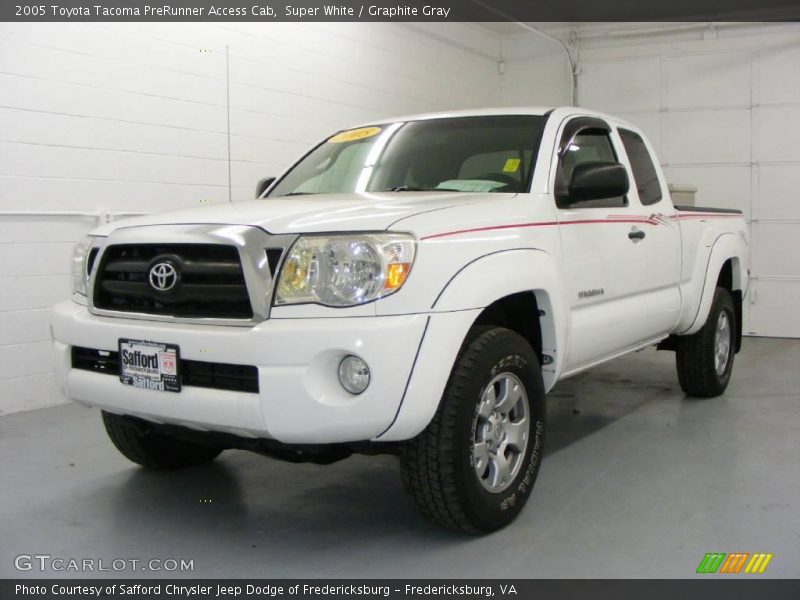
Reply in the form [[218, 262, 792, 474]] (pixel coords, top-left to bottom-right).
[[401, 327, 546, 533], [102, 411, 222, 469], [676, 286, 736, 398]]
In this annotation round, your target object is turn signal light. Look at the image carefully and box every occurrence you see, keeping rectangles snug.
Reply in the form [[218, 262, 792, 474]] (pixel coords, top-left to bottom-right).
[[385, 263, 411, 290]]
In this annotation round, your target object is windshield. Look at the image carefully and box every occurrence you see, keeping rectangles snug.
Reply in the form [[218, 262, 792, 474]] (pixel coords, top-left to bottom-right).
[[267, 115, 546, 197]]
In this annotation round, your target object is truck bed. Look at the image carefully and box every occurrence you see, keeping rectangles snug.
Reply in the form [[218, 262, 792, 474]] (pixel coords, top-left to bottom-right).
[[674, 205, 743, 215]]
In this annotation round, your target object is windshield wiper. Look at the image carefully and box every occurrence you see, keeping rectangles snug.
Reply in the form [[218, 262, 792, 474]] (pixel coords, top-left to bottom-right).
[[281, 192, 316, 196], [382, 186, 458, 192]]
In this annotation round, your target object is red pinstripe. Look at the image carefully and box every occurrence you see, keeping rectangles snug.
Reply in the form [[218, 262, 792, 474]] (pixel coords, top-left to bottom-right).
[[419, 211, 739, 241]]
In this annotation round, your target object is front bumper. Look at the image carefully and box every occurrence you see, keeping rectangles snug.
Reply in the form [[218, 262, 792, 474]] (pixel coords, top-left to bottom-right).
[[52, 301, 430, 444]]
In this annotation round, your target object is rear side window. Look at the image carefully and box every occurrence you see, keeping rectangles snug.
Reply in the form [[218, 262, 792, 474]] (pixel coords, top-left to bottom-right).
[[619, 129, 662, 206]]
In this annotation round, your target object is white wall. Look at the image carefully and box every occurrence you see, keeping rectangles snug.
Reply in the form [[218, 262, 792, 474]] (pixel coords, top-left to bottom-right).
[[574, 23, 800, 338], [499, 33, 572, 107], [0, 22, 502, 414]]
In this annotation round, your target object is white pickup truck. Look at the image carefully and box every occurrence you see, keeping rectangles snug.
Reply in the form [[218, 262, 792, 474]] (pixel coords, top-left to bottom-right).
[[52, 107, 748, 533]]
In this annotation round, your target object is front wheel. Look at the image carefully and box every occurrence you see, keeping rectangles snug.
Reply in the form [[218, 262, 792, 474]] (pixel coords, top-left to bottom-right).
[[102, 411, 223, 469], [676, 286, 737, 397], [401, 327, 546, 533]]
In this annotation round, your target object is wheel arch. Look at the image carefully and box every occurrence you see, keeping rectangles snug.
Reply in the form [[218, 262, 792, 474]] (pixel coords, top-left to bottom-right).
[[679, 234, 747, 339], [432, 248, 564, 390], [717, 257, 744, 353], [376, 249, 564, 442], [469, 290, 559, 389]]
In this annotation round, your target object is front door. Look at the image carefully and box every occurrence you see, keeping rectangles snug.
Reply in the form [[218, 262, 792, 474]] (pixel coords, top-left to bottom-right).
[[553, 117, 655, 372]]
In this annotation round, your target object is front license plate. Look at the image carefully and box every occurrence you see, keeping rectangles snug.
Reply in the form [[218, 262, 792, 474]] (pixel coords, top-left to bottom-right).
[[118, 338, 181, 393]]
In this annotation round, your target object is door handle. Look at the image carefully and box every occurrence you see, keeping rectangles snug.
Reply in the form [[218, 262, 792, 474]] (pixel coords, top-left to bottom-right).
[[628, 229, 646, 241]]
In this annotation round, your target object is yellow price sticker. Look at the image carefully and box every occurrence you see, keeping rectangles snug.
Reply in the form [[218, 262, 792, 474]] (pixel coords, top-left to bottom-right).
[[503, 158, 521, 173], [328, 126, 382, 144]]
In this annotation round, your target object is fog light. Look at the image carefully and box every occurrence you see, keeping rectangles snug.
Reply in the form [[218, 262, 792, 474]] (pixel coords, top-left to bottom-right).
[[338, 355, 370, 395]]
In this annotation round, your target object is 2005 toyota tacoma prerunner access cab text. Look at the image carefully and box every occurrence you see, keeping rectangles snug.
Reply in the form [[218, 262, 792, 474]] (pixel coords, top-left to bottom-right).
[[52, 107, 749, 533]]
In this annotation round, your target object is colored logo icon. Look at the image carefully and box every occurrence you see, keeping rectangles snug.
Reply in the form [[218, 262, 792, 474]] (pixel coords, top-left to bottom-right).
[[696, 552, 773, 574]]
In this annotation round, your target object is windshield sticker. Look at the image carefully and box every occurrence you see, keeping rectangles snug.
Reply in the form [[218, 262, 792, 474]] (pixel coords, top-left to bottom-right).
[[328, 126, 382, 144], [503, 158, 521, 173]]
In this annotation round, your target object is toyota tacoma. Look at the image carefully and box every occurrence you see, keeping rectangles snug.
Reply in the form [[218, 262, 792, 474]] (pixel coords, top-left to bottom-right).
[[52, 107, 749, 532]]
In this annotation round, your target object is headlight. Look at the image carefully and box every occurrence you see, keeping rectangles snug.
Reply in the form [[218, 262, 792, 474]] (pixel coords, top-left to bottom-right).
[[275, 233, 415, 307], [71, 235, 98, 297]]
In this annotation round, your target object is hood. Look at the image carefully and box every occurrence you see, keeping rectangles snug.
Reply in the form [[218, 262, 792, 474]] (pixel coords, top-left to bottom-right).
[[91, 192, 503, 237]]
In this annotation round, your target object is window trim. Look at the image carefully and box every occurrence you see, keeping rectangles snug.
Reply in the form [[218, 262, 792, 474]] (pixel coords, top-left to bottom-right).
[[558, 116, 612, 158], [554, 117, 629, 210]]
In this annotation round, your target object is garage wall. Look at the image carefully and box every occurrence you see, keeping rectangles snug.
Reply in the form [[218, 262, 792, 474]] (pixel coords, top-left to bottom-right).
[[499, 34, 573, 107], [575, 23, 800, 338], [0, 22, 502, 414]]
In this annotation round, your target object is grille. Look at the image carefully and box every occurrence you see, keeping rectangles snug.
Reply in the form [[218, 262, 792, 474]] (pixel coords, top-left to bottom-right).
[[71, 347, 259, 394], [93, 244, 253, 319]]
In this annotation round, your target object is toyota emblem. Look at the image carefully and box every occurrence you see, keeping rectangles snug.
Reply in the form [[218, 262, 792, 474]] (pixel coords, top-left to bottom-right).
[[148, 262, 179, 292]]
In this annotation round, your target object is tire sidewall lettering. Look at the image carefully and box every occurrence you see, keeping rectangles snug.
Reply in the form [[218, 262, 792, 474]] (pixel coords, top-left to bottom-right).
[[464, 351, 545, 523]]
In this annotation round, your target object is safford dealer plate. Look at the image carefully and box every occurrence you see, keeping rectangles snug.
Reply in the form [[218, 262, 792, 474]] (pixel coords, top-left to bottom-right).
[[118, 338, 181, 393]]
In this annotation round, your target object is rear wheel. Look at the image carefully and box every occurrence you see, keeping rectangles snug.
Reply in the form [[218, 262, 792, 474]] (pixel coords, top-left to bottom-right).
[[401, 327, 546, 533], [102, 411, 222, 469], [676, 287, 736, 397]]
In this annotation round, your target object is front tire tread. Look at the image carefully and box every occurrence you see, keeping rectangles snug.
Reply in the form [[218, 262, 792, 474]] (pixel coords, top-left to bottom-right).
[[401, 326, 543, 533]]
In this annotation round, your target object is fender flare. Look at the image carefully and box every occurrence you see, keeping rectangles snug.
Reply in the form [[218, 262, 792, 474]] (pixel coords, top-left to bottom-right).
[[680, 233, 746, 335], [432, 249, 565, 381], [376, 249, 565, 442]]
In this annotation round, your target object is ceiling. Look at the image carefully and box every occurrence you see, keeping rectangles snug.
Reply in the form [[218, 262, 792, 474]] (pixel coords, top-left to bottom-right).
[[477, 22, 575, 37], [474, 21, 794, 41]]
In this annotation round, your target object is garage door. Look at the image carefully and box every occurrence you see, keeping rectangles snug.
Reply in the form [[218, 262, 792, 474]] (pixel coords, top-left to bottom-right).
[[578, 36, 800, 338]]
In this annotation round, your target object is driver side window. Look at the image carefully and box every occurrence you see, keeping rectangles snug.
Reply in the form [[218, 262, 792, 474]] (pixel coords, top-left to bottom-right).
[[555, 129, 627, 209]]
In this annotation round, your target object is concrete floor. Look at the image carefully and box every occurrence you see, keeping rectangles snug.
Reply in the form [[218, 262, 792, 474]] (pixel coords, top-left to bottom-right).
[[1, 338, 798, 579]]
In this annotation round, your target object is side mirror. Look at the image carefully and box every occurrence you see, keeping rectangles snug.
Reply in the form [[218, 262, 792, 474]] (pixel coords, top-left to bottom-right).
[[566, 161, 629, 204], [255, 177, 276, 198]]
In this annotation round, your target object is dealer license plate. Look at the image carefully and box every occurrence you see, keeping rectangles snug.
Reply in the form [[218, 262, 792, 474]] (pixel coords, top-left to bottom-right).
[[118, 338, 181, 393]]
